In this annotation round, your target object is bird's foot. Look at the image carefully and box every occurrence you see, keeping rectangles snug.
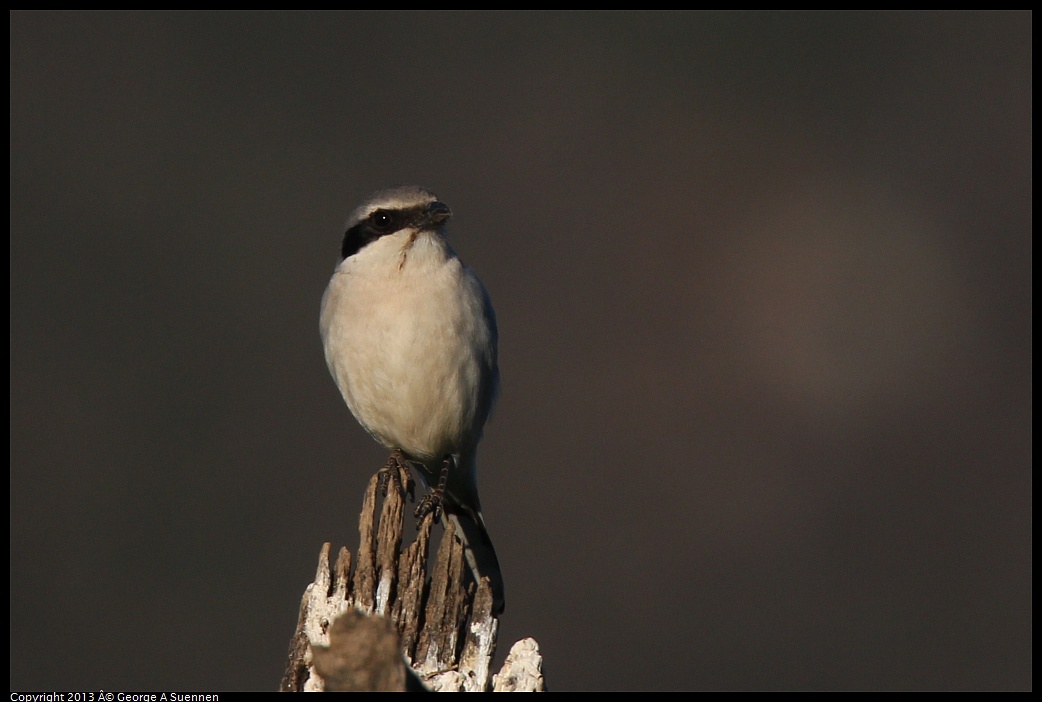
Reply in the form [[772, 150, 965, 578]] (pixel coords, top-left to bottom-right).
[[414, 456, 452, 523], [414, 491, 443, 522], [378, 448, 414, 501]]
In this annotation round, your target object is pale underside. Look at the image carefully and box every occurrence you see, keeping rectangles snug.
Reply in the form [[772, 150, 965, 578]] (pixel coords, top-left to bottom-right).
[[320, 228, 497, 508]]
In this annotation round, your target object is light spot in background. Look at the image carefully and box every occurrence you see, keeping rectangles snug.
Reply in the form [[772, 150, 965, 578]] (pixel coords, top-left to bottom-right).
[[718, 179, 973, 425]]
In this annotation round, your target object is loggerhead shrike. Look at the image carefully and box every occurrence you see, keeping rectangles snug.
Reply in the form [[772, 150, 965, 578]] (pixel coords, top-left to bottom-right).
[[320, 185, 504, 614]]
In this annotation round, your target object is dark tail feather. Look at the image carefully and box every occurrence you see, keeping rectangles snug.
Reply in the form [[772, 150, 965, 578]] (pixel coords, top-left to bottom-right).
[[444, 506, 505, 615]]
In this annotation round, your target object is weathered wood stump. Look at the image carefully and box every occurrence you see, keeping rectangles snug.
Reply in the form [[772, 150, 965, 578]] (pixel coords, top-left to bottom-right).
[[281, 473, 544, 692]]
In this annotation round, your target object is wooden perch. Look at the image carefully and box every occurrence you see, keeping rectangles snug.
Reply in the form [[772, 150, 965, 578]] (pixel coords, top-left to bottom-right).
[[280, 473, 545, 692]]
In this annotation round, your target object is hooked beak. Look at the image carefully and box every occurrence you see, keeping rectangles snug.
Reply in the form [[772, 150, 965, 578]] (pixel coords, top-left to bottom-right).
[[424, 201, 452, 228]]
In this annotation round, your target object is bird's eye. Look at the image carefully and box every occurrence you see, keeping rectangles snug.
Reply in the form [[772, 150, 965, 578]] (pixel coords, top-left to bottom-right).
[[371, 211, 397, 231]]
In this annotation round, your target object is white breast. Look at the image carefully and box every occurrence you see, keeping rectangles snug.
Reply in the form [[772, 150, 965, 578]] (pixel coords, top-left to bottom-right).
[[320, 230, 496, 463]]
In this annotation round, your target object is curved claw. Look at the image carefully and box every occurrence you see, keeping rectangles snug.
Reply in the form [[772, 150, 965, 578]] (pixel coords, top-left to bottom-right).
[[414, 492, 443, 522]]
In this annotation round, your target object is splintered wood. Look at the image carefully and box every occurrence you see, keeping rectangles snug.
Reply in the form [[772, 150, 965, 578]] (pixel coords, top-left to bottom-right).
[[280, 474, 544, 692]]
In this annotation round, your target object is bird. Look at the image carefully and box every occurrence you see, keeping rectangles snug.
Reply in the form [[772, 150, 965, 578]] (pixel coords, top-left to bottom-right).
[[320, 185, 504, 614]]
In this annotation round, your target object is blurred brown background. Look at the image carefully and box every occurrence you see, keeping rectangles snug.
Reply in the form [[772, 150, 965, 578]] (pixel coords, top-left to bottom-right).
[[10, 11, 1031, 691]]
